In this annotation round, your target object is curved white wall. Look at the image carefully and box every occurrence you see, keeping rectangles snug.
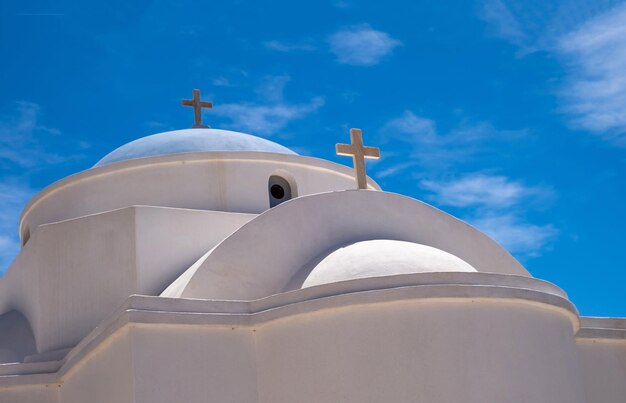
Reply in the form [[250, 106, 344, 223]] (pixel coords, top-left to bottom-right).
[[0, 274, 586, 403], [0, 206, 255, 353], [257, 299, 584, 403], [19, 152, 379, 241], [173, 190, 529, 301], [576, 317, 626, 403], [301, 240, 477, 288]]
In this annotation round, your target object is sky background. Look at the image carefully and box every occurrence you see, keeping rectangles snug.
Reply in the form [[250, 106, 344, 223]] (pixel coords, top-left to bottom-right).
[[1, 0, 625, 316]]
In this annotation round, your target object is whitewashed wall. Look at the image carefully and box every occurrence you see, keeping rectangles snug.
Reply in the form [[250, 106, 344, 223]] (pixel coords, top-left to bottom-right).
[[0, 206, 253, 353], [20, 152, 376, 240]]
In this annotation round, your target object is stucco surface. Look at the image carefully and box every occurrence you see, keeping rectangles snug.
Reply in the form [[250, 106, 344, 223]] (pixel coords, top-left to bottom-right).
[[133, 206, 254, 295], [131, 325, 258, 403], [0, 273, 585, 402], [576, 318, 626, 403], [256, 301, 584, 403], [576, 340, 626, 403], [0, 311, 36, 363], [0, 386, 57, 403], [20, 152, 378, 239], [175, 190, 529, 301], [0, 206, 254, 353], [60, 330, 134, 403], [302, 239, 477, 288]]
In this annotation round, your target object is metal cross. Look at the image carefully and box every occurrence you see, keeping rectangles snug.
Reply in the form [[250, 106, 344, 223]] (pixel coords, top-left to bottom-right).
[[181, 89, 213, 128], [336, 128, 380, 189]]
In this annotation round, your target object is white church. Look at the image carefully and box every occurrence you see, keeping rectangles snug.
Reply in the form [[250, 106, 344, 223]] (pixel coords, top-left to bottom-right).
[[0, 90, 624, 402]]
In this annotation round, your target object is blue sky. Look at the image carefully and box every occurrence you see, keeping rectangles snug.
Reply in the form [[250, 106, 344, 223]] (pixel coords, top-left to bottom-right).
[[1, 0, 625, 316]]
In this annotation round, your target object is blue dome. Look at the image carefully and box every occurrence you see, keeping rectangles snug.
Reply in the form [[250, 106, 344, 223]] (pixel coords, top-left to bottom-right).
[[94, 128, 298, 167]]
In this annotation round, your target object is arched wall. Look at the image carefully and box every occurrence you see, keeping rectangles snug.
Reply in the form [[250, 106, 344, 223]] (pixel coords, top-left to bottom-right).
[[255, 296, 584, 403], [19, 152, 379, 241], [0, 310, 36, 363], [176, 190, 529, 301], [0, 206, 256, 353], [0, 273, 585, 403]]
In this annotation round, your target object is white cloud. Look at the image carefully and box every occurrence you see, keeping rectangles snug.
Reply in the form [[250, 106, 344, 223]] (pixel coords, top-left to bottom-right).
[[378, 111, 525, 171], [421, 174, 532, 208], [328, 24, 402, 66], [0, 101, 84, 273], [382, 111, 438, 143], [557, 3, 626, 143], [376, 162, 420, 179], [420, 173, 556, 256], [475, 0, 607, 54], [477, 0, 626, 143], [478, 0, 529, 49], [264, 40, 316, 52], [212, 77, 232, 87], [214, 98, 324, 135], [377, 109, 555, 257], [255, 75, 291, 103], [469, 214, 557, 256], [210, 69, 249, 88], [0, 101, 67, 168], [213, 75, 324, 135]]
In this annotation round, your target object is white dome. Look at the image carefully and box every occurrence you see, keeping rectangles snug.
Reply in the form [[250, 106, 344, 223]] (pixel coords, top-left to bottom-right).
[[94, 128, 297, 167], [302, 240, 477, 288]]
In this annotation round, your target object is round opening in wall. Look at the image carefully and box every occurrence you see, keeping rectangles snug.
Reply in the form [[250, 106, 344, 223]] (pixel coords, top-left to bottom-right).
[[270, 184, 285, 199], [268, 174, 294, 208]]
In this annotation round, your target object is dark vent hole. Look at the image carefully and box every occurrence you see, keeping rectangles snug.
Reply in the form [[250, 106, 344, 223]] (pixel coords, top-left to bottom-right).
[[270, 184, 285, 199]]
